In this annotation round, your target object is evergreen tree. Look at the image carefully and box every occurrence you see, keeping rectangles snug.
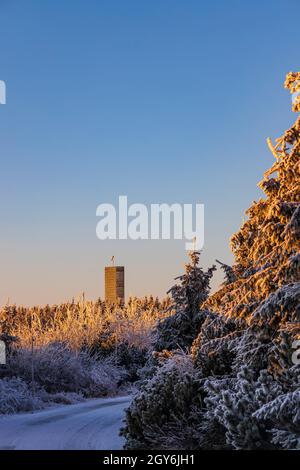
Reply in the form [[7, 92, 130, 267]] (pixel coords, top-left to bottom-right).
[[153, 251, 215, 352]]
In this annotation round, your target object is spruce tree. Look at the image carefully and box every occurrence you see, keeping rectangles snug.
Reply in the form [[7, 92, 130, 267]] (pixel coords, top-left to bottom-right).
[[153, 251, 215, 352]]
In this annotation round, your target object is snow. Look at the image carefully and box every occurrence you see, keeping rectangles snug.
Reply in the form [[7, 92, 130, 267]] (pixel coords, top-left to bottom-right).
[[0, 395, 131, 450]]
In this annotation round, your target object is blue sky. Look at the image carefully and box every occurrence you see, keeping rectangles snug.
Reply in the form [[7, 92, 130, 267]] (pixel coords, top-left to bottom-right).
[[0, 0, 299, 305]]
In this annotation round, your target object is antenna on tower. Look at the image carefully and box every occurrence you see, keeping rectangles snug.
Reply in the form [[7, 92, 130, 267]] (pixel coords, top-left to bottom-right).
[[192, 236, 196, 252]]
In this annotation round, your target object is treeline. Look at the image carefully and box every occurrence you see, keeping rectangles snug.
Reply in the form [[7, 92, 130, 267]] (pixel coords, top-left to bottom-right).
[[0, 296, 170, 414]]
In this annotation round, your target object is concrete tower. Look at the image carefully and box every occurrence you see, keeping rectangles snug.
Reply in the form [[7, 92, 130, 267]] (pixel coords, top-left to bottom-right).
[[105, 266, 125, 303]]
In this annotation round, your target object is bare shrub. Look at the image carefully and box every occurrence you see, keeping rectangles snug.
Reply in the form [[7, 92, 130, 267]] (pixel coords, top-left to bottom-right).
[[0, 377, 44, 414], [6, 343, 125, 397]]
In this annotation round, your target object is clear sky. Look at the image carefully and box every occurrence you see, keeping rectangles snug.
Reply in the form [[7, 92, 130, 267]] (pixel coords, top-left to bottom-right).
[[0, 0, 299, 306]]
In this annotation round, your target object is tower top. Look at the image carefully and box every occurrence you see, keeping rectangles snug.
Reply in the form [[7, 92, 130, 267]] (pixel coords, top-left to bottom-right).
[[104, 265, 125, 304]]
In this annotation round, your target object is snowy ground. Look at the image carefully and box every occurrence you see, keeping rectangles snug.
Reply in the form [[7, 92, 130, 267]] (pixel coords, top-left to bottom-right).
[[0, 395, 131, 450]]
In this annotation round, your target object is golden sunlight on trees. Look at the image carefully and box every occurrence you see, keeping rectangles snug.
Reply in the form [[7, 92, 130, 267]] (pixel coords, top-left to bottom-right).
[[122, 72, 300, 450]]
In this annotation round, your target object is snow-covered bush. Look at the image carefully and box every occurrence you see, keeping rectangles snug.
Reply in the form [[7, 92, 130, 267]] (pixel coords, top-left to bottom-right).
[[254, 391, 300, 449], [0, 377, 44, 414], [121, 353, 203, 449], [6, 342, 125, 397], [0, 377, 86, 414], [204, 367, 280, 449], [112, 342, 148, 382]]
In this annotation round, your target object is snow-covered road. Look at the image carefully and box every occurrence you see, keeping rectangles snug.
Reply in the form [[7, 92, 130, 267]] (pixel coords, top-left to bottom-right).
[[0, 395, 131, 450]]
